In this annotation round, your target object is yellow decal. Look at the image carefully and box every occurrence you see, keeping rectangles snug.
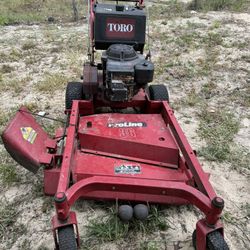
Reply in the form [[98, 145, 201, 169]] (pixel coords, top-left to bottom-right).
[[20, 127, 37, 144]]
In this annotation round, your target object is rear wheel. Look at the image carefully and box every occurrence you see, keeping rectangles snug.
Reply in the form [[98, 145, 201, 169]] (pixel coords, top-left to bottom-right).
[[149, 84, 169, 102], [192, 230, 229, 250], [65, 82, 83, 110], [58, 225, 77, 250]]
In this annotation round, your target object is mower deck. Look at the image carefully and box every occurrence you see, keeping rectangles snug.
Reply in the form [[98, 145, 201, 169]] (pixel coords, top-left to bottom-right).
[[52, 99, 224, 250], [2, 94, 226, 250]]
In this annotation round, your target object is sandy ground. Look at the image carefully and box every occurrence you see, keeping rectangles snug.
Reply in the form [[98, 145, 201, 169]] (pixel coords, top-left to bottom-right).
[[0, 3, 249, 250]]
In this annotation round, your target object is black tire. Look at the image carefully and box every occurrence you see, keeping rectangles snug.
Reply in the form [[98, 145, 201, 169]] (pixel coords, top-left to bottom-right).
[[192, 229, 197, 249], [65, 82, 83, 110], [58, 225, 77, 250], [207, 231, 229, 250], [192, 230, 229, 250], [148, 84, 169, 102]]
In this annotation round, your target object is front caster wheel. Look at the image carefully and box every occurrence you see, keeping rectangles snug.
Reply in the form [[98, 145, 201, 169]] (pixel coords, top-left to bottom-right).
[[192, 230, 229, 250], [58, 225, 77, 250]]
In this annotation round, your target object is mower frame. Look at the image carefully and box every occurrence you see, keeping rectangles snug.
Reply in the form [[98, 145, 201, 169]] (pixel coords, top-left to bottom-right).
[[49, 92, 224, 250]]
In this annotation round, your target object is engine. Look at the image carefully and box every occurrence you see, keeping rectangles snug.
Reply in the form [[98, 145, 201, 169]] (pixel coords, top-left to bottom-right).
[[101, 44, 154, 101], [93, 3, 154, 102]]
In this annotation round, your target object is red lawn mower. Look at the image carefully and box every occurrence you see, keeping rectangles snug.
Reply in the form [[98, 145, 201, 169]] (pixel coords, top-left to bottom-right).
[[2, 0, 229, 249]]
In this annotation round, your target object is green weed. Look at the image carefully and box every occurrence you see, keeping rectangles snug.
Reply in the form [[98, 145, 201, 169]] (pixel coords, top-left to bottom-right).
[[0, 200, 28, 248], [0, 64, 14, 74], [183, 88, 202, 107], [36, 73, 68, 93], [0, 77, 28, 94], [189, 0, 249, 11], [149, 1, 189, 21], [0, 200, 19, 239], [0, 163, 20, 186], [228, 145, 250, 172], [197, 108, 250, 172], [22, 41, 37, 51], [140, 241, 160, 250], [85, 205, 169, 246], [200, 82, 218, 99]]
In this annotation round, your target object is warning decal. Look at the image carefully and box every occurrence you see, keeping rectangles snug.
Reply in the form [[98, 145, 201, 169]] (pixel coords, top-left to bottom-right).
[[20, 127, 37, 144]]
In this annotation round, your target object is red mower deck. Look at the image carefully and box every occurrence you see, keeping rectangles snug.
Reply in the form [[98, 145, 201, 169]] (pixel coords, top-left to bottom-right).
[[3, 97, 226, 250]]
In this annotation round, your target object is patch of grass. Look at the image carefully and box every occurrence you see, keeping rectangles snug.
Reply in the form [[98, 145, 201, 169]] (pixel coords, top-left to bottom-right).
[[22, 41, 37, 51], [0, 0, 87, 25], [241, 203, 250, 217], [149, 1, 189, 21], [85, 206, 169, 246], [43, 120, 62, 138], [41, 197, 53, 213], [0, 150, 20, 186], [200, 82, 218, 99], [0, 49, 23, 63], [32, 182, 44, 197], [37, 246, 50, 250], [0, 163, 20, 186], [228, 145, 250, 172], [0, 77, 29, 94], [221, 211, 235, 223], [228, 85, 250, 107], [198, 47, 219, 76], [36, 73, 68, 93], [202, 32, 223, 47], [0, 107, 19, 136], [223, 40, 248, 49], [9, 49, 23, 62], [140, 241, 160, 250], [18, 239, 31, 250], [86, 211, 129, 243], [241, 54, 250, 63], [210, 21, 221, 29], [176, 32, 201, 49], [0, 64, 14, 74], [198, 108, 239, 161], [65, 50, 84, 76], [0, 200, 19, 239], [23, 102, 39, 113], [0, 110, 8, 128], [189, 0, 249, 11], [183, 88, 202, 107]]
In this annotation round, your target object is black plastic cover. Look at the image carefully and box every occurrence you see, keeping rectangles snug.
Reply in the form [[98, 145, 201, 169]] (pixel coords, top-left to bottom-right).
[[94, 3, 146, 51], [135, 60, 154, 84]]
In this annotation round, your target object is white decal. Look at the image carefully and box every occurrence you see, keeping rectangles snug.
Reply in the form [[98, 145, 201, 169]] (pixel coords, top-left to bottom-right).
[[107, 23, 134, 33]]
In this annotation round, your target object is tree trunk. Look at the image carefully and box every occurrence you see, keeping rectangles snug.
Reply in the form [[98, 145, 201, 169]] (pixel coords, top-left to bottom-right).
[[72, 0, 79, 21]]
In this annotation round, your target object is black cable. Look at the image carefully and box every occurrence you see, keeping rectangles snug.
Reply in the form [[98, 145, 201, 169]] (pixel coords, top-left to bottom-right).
[[18, 109, 66, 124]]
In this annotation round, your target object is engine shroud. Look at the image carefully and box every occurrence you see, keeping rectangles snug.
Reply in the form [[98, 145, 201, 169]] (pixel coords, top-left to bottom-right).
[[94, 3, 146, 51], [102, 44, 154, 102]]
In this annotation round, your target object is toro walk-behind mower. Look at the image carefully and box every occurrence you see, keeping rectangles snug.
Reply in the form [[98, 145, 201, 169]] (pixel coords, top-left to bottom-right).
[[2, 0, 229, 249]]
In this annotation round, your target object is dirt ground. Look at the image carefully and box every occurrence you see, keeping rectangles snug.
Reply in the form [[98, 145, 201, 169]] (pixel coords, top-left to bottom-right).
[[0, 2, 249, 250]]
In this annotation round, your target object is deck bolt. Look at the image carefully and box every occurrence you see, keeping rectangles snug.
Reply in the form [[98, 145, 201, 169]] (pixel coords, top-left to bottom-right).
[[112, 186, 116, 190], [212, 196, 224, 209], [54, 192, 66, 203], [162, 190, 166, 195]]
